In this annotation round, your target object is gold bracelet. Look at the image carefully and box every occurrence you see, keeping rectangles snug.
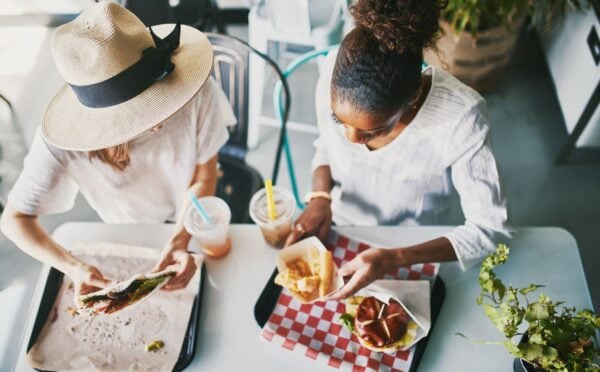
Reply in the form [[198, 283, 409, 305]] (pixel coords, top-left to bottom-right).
[[304, 191, 332, 204]]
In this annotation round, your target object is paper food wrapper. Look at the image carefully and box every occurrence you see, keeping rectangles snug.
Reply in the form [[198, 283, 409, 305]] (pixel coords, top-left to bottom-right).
[[26, 241, 202, 372], [353, 279, 431, 351], [276, 236, 344, 303]]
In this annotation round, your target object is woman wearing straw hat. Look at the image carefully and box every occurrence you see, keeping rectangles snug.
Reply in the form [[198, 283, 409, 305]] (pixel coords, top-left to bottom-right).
[[0, 3, 235, 294], [286, 0, 513, 299]]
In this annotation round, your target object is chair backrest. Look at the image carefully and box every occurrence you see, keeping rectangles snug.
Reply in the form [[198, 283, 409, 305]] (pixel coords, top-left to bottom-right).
[[207, 33, 251, 161], [265, 0, 344, 38], [207, 33, 291, 181], [121, 0, 177, 25], [266, 0, 311, 37], [206, 33, 291, 221], [120, 0, 217, 30]]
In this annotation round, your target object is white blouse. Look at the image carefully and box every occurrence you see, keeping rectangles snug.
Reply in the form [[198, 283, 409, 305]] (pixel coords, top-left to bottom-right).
[[313, 50, 512, 270], [8, 77, 236, 224]]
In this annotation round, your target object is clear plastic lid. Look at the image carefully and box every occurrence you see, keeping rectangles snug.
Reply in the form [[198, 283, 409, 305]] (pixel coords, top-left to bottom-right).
[[249, 186, 296, 228], [184, 196, 231, 235]]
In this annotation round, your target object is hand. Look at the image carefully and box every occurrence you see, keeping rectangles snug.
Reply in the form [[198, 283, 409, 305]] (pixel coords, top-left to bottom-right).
[[153, 243, 197, 291], [285, 198, 332, 246], [326, 248, 408, 301], [69, 264, 112, 296]]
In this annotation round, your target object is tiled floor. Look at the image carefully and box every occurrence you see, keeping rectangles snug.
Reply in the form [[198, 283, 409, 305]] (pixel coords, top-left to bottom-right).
[[0, 22, 599, 317]]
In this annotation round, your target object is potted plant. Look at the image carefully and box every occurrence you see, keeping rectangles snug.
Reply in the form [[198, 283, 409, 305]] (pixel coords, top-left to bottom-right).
[[424, 0, 593, 92], [460, 244, 600, 371]]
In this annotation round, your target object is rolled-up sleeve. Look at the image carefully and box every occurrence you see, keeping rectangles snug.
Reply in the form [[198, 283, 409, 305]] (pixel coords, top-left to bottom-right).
[[443, 105, 513, 270], [311, 135, 330, 171], [311, 51, 337, 172], [7, 130, 78, 215]]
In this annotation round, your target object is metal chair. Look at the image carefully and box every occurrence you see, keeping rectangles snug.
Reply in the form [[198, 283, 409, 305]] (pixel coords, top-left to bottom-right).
[[207, 33, 291, 223], [272, 46, 338, 209], [119, 0, 227, 32], [247, 0, 351, 148]]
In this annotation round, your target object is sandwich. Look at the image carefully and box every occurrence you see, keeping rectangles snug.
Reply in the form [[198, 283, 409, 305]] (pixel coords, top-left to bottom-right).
[[274, 246, 335, 302], [340, 296, 414, 352], [77, 270, 175, 315]]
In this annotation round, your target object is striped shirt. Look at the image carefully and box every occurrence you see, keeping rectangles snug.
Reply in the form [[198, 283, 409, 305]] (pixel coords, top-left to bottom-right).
[[313, 50, 512, 270]]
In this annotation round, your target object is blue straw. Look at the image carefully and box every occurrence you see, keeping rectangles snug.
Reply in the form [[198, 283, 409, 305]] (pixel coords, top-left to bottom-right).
[[189, 192, 213, 225]]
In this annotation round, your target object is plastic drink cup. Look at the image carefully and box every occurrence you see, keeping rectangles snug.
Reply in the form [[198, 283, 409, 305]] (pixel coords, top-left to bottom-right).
[[184, 196, 232, 258], [249, 186, 296, 248]]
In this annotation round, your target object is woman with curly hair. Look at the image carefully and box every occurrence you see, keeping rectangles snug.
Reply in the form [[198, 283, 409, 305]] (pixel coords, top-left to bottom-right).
[[286, 0, 512, 298]]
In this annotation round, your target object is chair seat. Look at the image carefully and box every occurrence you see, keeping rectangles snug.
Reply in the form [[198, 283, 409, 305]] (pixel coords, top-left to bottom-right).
[[216, 155, 263, 223]]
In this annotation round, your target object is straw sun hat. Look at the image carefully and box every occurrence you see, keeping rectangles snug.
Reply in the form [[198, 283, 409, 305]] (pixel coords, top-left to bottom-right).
[[42, 2, 213, 151]]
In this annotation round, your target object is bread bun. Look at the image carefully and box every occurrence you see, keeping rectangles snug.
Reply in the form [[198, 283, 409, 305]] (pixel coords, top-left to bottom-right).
[[354, 296, 410, 351]]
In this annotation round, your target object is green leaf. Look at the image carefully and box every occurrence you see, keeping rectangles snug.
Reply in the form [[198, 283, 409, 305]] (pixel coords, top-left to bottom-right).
[[507, 288, 518, 304], [525, 303, 550, 322], [519, 284, 544, 296], [519, 343, 558, 364], [503, 340, 521, 357], [472, 244, 600, 370], [483, 303, 502, 328], [528, 332, 544, 345], [494, 279, 506, 301], [339, 313, 354, 333], [81, 294, 109, 305], [129, 276, 169, 304]]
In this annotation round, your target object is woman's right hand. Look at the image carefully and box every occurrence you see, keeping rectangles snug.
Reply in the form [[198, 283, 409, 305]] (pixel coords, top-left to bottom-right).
[[69, 264, 112, 295], [285, 198, 333, 246], [0, 205, 112, 296]]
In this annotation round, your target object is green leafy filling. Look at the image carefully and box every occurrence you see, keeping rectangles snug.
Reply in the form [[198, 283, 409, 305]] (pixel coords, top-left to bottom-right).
[[339, 313, 355, 333], [129, 276, 169, 304], [81, 273, 173, 312]]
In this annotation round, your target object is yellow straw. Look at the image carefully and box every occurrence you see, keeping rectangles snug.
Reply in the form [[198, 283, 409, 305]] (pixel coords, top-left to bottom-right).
[[264, 179, 278, 221]]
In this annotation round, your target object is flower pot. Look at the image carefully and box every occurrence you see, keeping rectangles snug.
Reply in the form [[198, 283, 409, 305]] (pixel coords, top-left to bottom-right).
[[424, 16, 526, 93], [513, 357, 539, 372], [512, 333, 544, 372]]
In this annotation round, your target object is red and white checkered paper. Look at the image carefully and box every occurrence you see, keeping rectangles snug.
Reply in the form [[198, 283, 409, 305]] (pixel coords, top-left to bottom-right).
[[261, 231, 439, 372]]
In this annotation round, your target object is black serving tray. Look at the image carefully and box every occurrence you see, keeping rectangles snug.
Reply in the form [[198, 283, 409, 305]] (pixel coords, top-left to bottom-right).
[[254, 269, 445, 372], [26, 261, 206, 371]]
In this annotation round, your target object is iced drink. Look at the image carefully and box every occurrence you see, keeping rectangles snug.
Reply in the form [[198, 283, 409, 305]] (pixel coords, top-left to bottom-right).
[[249, 186, 296, 248], [184, 196, 232, 258]]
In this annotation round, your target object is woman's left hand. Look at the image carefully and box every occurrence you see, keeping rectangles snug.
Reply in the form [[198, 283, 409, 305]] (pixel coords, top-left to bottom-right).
[[153, 242, 197, 291], [325, 248, 409, 301]]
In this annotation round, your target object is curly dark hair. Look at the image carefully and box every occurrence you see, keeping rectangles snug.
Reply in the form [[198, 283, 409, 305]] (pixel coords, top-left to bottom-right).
[[331, 0, 446, 114], [352, 0, 446, 54]]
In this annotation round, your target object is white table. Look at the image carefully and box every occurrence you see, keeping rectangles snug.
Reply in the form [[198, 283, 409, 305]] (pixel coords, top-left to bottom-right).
[[5, 223, 594, 371]]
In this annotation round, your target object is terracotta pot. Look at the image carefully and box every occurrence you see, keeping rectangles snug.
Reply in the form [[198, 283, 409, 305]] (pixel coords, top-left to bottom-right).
[[424, 16, 526, 93]]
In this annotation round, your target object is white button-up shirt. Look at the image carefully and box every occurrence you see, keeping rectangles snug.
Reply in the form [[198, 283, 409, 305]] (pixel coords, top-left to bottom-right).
[[313, 50, 512, 270]]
